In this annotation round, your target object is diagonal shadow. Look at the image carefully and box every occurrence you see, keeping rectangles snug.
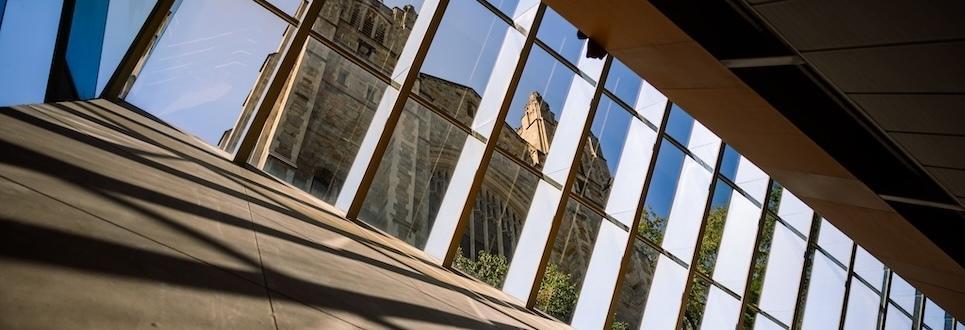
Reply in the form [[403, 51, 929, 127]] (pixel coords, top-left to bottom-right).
[[2, 103, 541, 318], [0, 218, 523, 329], [64, 101, 467, 279], [2, 107, 423, 268], [0, 137, 533, 320], [49, 102, 455, 274]]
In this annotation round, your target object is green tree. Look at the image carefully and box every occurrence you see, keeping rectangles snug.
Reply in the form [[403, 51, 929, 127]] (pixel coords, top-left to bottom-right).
[[453, 247, 509, 288], [637, 207, 667, 245], [610, 320, 630, 330], [683, 206, 729, 329], [535, 263, 578, 321], [694, 207, 729, 275]]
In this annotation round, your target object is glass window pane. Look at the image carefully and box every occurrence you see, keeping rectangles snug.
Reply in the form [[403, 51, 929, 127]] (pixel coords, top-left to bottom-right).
[[66, 0, 111, 99], [497, 45, 592, 174], [266, 0, 302, 15], [125, 0, 290, 145], [681, 278, 712, 330], [638, 141, 685, 244], [843, 280, 882, 330], [885, 303, 913, 330], [96, 0, 157, 96], [746, 214, 778, 307], [606, 59, 667, 126], [0, 0, 64, 106], [639, 255, 689, 329], [800, 252, 848, 329], [709, 182, 763, 293], [661, 152, 715, 262], [534, 199, 603, 323], [817, 218, 853, 264], [605, 58, 643, 108], [853, 246, 887, 290], [734, 155, 770, 203], [757, 221, 807, 324], [682, 279, 742, 330], [314, 0, 425, 74], [535, 7, 586, 67], [571, 95, 631, 210], [752, 313, 787, 330], [889, 274, 917, 313], [417, 0, 524, 128], [453, 151, 539, 288], [687, 121, 722, 170], [610, 239, 660, 330], [665, 104, 694, 145], [358, 99, 469, 248], [695, 181, 734, 276], [483, 0, 538, 25], [262, 38, 389, 203], [775, 189, 814, 237], [606, 118, 658, 226], [923, 298, 950, 330], [700, 286, 742, 330], [719, 145, 740, 180]]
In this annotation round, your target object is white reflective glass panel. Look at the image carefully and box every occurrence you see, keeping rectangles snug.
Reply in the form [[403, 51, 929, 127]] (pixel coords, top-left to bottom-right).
[[923, 298, 949, 330], [700, 287, 741, 330], [639, 255, 689, 329], [801, 252, 848, 329], [885, 303, 913, 330], [817, 218, 853, 264], [853, 246, 886, 290], [889, 274, 917, 313], [776, 189, 813, 237], [418, 0, 524, 130], [661, 155, 714, 261], [757, 216, 807, 325], [843, 280, 881, 330]]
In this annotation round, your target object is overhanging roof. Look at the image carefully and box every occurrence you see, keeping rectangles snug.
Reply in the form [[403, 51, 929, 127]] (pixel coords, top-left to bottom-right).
[[542, 0, 965, 318]]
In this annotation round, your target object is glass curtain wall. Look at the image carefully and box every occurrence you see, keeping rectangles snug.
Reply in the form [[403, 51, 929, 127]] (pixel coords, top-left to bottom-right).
[[0, 0, 155, 106], [63, 0, 965, 328]]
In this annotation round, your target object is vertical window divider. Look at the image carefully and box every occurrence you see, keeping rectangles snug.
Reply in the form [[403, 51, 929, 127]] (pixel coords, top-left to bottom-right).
[[101, 0, 176, 100], [672, 141, 727, 329], [438, 3, 547, 267], [915, 288, 927, 330], [736, 178, 776, 328], [880, 270, 895, 330], [231, 0, 323, 165], [342, 0, 451, 220], [600, 99, 674, 327], [522, 55, 613, 309], [838, 242, 860, 328], [44, 0, 77, 102], [790, 213, 823, 329]]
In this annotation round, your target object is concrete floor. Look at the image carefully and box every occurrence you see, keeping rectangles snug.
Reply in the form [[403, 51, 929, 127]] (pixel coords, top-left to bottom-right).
[[0, 100, 567, 329]]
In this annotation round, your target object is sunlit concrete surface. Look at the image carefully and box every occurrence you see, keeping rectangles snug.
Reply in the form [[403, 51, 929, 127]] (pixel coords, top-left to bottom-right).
[[0, 99, 567, 329]]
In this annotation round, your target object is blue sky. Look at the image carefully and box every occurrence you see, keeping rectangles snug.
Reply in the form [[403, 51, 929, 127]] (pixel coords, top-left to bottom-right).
[[421, 0, 516, 94], [0, 0, 63, 106], [125, 0, 289, 145]]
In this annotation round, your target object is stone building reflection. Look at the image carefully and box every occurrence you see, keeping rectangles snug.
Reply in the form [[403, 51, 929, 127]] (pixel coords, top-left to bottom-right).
[[225, 0, 620, 290]]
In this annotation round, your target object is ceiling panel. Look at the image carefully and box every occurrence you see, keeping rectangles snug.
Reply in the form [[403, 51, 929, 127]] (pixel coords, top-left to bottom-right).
[[804, 41, 965, 93], [851, 94, 965, 135], [891, 133, 965, 169], [928, 167, 965, 198], [753, 0, 965, 51]]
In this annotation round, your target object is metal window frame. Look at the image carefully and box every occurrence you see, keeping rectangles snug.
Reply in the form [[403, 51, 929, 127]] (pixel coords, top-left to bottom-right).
[[91, 0, 957, 327], [522, 55, 613, 311]]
